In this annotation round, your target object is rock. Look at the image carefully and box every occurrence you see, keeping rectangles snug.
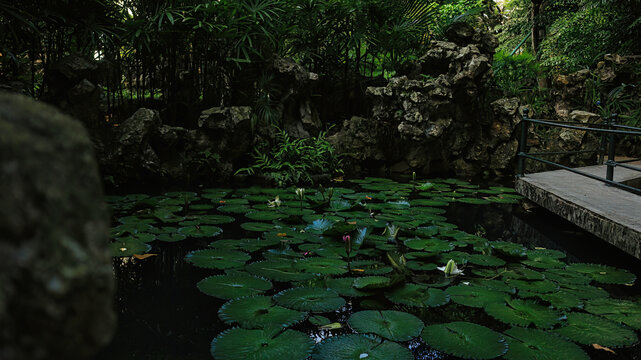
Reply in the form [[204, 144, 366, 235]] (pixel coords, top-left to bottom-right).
[[570, 110, 600, 123], [198, 106, 252, 130], [0, 93, 114, 360]]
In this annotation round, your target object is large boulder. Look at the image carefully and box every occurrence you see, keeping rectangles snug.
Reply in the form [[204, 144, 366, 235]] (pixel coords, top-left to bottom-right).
[[0, 93, 115, 359], [331, 25, 520, 178]]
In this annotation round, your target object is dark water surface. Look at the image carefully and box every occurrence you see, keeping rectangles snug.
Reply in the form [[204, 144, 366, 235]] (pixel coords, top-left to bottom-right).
[[95, 183, 641, 360]]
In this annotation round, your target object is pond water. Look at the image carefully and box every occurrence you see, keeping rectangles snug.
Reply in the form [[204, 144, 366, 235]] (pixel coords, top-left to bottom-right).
[[95, 178, 641, 360]]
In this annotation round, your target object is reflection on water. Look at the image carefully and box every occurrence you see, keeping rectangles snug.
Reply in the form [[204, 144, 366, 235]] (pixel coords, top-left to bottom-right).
[[96, 200, 641, 360]]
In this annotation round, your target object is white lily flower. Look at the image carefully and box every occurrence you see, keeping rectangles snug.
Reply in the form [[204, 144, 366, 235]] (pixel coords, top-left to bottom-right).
[[295, 188, 305, 199], [437, 259, 464, 277], [267, 195, 281, 208]]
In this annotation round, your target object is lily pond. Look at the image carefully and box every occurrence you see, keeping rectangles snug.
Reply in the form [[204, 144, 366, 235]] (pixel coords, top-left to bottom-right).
[[98, 177, 641, 360]]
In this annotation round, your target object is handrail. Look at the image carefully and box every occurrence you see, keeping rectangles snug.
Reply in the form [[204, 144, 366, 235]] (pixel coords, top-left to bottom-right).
[[517, 109, 641, 196]]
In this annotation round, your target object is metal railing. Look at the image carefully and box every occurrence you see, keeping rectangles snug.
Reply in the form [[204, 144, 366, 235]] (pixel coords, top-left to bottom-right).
[[517, 109, 641, 196]]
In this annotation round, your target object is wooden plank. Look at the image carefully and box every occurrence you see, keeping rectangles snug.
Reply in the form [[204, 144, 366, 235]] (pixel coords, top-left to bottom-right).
[[515, 162, 641, 259]]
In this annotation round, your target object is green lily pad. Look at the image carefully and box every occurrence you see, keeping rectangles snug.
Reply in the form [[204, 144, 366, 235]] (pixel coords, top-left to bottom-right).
[[404, 237, 454, 252], [565, 263, 636, 285], [294, 257, 349, 275], [218, 295, 307, 329], [110, 238, 151, 257], [348, 310, 424, 342], [274, 287, 345, 312], [178, 225, 223, 238], [246, 260, 316, 282], [246, 211, 286, 221], [421, 322, 508, 359], [325, 277, 373, 297], [185, 249, 250, 269], [585, 298, 641, 330], [446, 284, 508, 308], [211, 327, 313, 360], [503, 327, 589, 360], [484, 298, 564, 329], [554, 312, 638, 348], [311, 334, 413, 360], [385, 284, 449, 308], [352, 276, 392, 290], [197, 274, 272, 299]]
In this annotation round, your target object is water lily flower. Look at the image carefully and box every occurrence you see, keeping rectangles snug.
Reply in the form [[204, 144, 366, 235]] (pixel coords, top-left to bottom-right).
[[267, 195, 281, 207], [342, 235, 351, 242], [437, 259, 464, 277], [295, 188, 305, 199]]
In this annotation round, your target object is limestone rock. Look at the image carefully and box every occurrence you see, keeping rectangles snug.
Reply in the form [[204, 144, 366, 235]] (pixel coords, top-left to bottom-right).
[[0, 93, 114, 360], [570, 110, 600, 123]]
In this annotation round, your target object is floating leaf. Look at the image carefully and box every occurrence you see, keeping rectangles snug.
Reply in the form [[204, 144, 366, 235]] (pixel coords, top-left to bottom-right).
[[421, 322, 508, 359], [565, 263, 636, 285], [348, 310, 424, 341], [274, 287, 345, 312], [484, 298, 564, 329], [211, 327, 313, 360], [585, 298, 641, 330], [446, 284, 508, 308], [246, 260, 315, 282], [309, 315, 331, 326], [326, 277, 373, 297], [491, 241, 527, 258], [246, 211, 286, 221], [503, 327, 589, 360], [294, 257, 349, 275], [385, 284, 449, 307], [185, 249, 249, 269], [197, 274, 272, 299], [404, 237, 454, 252], [312, 334, 413, 360], [218, 295, 306, 329], [178, 225, 223, 238], [506, 279, 558, 294], [554, 312, 638, 347], [353, 276, 392, 290]]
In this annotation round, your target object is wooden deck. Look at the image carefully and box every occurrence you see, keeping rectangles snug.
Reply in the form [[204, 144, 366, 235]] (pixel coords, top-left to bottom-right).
[[515, 161, 641, 259]]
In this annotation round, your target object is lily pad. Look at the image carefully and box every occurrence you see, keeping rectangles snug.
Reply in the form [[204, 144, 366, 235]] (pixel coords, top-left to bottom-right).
[[385, 284, 449, 308], [484, 298, 564, 329], [311, 334, 413, 360], [421, 322, 508, 359], [197, 274, 272, 299], [446, 284, 508, 308], [218, 295, 307, 329], [185, 249, 250, 269], [503, 327, 589, 360], [554, 312, 638, 347], [565, 263, 636, 285], [211, 327, 313, 360], [294, 257, 349, 275], [246, 260, 316, 282], [326, 277, 373, 297], [178, 225, 223, 238], [110, 238, 151, 257], [274, 287, 345, 312], [348, 310, 424, 342], [585, 298, 641, 330]]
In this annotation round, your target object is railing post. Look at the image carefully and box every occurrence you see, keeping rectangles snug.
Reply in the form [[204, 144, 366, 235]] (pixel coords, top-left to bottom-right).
[[517, 108, 529, 177], [606, 113, 618, 181], [598, 117, 608, 165]]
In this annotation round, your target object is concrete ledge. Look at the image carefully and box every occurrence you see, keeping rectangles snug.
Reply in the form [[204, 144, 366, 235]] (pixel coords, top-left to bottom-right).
[[515, 162, 641, 259]]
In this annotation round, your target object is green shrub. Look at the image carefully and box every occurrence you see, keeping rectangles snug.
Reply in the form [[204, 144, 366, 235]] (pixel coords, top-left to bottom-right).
[[235, 127, 343, 186]]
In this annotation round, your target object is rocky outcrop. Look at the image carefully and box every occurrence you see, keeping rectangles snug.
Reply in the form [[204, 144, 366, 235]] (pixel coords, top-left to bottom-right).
[[43, 55, 106, 132], [0, 93, 114, 360], [330, 23, 519, 178], [103, 106, 256, 188]]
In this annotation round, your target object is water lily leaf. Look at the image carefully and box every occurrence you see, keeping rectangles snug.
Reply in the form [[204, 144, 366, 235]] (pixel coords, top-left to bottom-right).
[[405, 261, 437, 271], [352, 276, 391, 290], [178, 225, 222, 238], [349, 260, 393, 275], [326, 277, 374, 297], [294, 257, 349, 275], [544, 268, 591, 285], [536, 291, 583, 310], [446, 284, 508, 308], [585, 298, 641, 330], [447, 251, 506, 267], [246, 260, 316, 282], [274, 287, 345, 312], [185, 249, 249, 269], [502, 265, 545, 281], [326, 199, 352, 211], [348, 310, 424, 342], [246, 211, 286, 221], [565, 263, 636, 285], [484, 298, 564, 329], [309, 315, 331, 326], [421, 322, 508, 359], [560, 283, 609, 300], [554, 312, 638, 348], [457, 197, 491, 205], [197, 274, 272, 299], [218, 204, 251, 213], [521, 250, 565, 269], [404, 237, 454, 252], [210, 237, 280, 252], [410, 199, 449, 207], [385, 284, 449, 308], [110, 238, 151, 257], [491, 241, 527, 258], [506, 279, 558, 294], [156, 232, 187, 242], [218, 295, 307, 329], [211, 327, 313, 360], [503, 327, 589, 360], [311, 334, 413, 360], [241, 222, 280, 232]]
